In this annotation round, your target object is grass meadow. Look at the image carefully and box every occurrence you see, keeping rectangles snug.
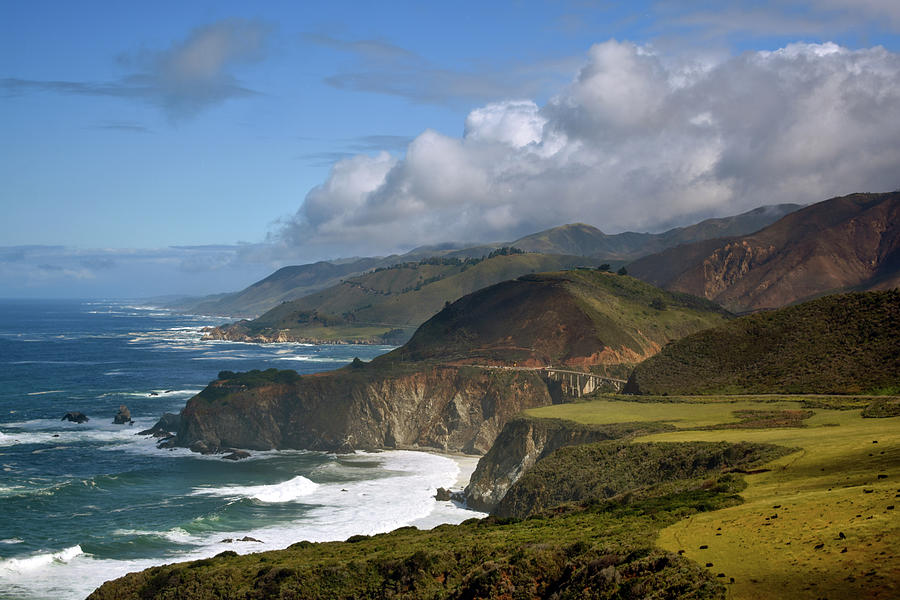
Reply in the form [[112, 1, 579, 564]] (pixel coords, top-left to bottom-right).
[[527, 395, 899, 599]]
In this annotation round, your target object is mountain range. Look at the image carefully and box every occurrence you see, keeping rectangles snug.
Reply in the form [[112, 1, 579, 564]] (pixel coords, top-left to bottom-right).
[[628, 192, 900, 312], [174, 203, 800, 318]]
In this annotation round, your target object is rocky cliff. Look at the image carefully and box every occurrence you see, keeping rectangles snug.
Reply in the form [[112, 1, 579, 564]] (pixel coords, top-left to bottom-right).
[[174, 365, 558, 455], [175, 271, 729, 457], [463, 417, 674, 512], [629, 192, 900, 312]]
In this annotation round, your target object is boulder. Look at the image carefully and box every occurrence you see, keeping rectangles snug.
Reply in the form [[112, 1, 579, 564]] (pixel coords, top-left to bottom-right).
[[138, 412, 181, 436], [189, 440, 214, 454], [61, 412, 89, 424], [434, 487, 452, 501], [113, 405, 132, 424], [222, 450, 251, 461]]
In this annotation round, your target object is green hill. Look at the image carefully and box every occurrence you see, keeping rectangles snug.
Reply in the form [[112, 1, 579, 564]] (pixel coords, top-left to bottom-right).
[[204, 251, 611, 344], [387, 269, 731, 372], [624, 290, 900, 395], [173, 204, 798, 318]]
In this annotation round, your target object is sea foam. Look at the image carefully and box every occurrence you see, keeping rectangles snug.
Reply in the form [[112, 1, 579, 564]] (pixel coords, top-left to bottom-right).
[[192, 475, 319, 503], [0, 545, 83, 574]]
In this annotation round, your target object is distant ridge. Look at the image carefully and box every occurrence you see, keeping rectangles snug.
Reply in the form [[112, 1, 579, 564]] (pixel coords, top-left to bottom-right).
[[174, 203, 799, 318], [629, 192, 900, 312], [204, 252, 610, 344], [511, 204, 801, 259]]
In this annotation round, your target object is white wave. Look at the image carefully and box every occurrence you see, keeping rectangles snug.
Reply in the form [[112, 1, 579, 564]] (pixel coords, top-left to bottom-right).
[[0, 423, 155, 448], [119, 389, 200, 398], [0, 538, 23, 545], [192, 475, 319, 503], [25, 390, 64, 396], [273, 356, 344, 363], [0, 451, 484, 600], [0, 545, 83, 574], [10, 360, 109, 365], [0, 485, 27, 498]]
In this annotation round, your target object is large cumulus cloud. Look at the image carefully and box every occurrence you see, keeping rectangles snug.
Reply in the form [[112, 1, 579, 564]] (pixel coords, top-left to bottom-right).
[[279, 40, 900, 255]]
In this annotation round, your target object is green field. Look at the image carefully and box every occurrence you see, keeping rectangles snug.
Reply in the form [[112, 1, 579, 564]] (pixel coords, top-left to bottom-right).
[[526, 395, 900, 599]]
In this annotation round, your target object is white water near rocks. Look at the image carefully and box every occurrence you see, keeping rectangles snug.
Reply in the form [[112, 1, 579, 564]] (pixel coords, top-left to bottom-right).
[[0, 300, 484, 600]]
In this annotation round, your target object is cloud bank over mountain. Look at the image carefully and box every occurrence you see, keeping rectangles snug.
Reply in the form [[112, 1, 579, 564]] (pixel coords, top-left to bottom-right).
[[277, 40, 900, 256]]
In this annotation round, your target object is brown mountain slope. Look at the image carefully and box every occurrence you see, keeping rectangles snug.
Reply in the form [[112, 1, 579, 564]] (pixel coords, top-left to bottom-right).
[[386, 269, 730, 370], [629, 192, 900, 312], [510, 204, 800, 259]]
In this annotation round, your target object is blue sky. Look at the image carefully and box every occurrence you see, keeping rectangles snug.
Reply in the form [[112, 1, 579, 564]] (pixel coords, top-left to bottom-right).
[[2, 1, 899, 298]]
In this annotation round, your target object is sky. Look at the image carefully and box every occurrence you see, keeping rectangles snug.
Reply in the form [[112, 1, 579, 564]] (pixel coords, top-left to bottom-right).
[[2, 0, 899, 298]]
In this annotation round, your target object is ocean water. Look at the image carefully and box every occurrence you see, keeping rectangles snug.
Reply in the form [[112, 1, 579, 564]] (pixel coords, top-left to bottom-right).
[[0, 300, 483, 600]]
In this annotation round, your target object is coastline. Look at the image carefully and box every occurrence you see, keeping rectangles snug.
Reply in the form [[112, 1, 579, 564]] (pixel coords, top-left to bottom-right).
[[404, 450, 487, 532], [446, 453, 481, 490]]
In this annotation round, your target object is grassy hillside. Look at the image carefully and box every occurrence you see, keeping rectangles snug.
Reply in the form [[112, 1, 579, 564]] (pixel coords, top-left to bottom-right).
[[91, 391, 898, 599], [172, 257, 389, 317], [494, 440, 791, 518], [388, 269, 730, 369], [629, 192, 900, 312], [89, 474, 738, 599], [624, 291, 900, 395], [524, 393, 899, 599], [207, 252, 608, 343]]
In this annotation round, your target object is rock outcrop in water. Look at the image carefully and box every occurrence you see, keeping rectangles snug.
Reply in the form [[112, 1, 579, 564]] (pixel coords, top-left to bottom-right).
[[113, 405, 132, 424], [138, 412, 180, 438], [61, 412, 89, 423]]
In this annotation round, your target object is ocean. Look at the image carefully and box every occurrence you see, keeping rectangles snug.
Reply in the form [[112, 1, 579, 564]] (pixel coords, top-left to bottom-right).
[[0, 299, 483, 600]]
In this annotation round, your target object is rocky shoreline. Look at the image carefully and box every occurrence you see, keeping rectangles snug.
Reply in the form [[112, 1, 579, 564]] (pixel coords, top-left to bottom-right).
[[201, 325, 388, 345]]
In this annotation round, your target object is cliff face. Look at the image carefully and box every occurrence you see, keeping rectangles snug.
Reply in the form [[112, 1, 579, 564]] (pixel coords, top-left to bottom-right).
[[629, 192, 900, 312], [463, 417, 673, 512], [176, 366, 557, 455], [178, 271, 728, 459]]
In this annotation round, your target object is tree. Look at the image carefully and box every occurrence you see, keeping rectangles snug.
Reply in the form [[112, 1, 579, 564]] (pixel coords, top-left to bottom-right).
[[597, 264, 611, 272], [617, 266, 628, 275]]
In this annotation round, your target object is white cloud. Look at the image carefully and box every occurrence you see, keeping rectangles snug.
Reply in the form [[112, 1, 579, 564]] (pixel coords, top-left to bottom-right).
[[277, 40, 900, 255], [2, 19, 270, 121], [464, 101, 546, 147]]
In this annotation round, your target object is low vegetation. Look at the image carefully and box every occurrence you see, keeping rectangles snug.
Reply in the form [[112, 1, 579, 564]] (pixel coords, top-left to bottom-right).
[[89, 479, 739, 599], [494, 440, 792, 518], [389, 270, 730, 367], [625, 291, 900, 395], [526, 394, 900, 599], [194, 369, 302, 403]]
